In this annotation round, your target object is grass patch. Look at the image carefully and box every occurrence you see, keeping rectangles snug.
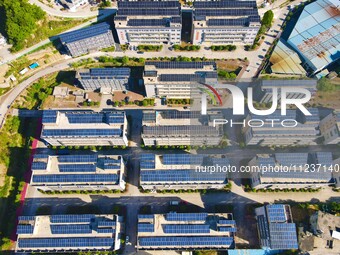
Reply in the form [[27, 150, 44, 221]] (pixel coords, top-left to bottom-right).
[[0, 87, 11, 97], [101, 46, 116, 52]]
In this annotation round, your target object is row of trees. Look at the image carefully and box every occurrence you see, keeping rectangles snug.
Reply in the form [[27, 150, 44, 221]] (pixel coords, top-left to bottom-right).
[[173, 44, 201, 51], [0, 0, 45, 51], [137, 45, 163, 52], [211, 45, 237, 51]]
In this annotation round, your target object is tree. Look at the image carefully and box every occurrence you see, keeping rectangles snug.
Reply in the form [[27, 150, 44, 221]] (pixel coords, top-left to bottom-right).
[[262, 10, 274, 28], [121, 56, 129, 65]]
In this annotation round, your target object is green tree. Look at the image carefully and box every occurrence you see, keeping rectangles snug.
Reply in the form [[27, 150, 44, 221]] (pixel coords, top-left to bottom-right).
[[262, 10, 274, 28], [121, 56, 129, 65]]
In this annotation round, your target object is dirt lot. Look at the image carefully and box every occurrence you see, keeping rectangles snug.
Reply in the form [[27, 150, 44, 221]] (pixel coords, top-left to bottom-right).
[[216, 59, 246, 72], [311, 88, 340, 109], [112, 91, 144, 103]]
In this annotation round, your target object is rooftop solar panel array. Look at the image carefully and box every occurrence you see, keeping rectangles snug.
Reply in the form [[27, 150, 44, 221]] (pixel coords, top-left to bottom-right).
[[207, 18, 250, 27], [141, 169, 227, 182], [42, 129, 122, 138], [166, 212, 208, 221], [18, 237, 114, 248], [59, 23, 111, 44], [218, 220, 236, 225], [50, 224, 92, 235], [195, 9, 259, 17], [142, 125, 220, 137], [219, 227, 237, 232], [118, 1, 180, 8], [194, 1, 257, 8], [138, 214, 154, 219], [145, 61, 215, 69], [58, 164, 96, 173], [269, 223, 298, 249], [16, 224, 34, 234], [31, 162, 47, 171], [162, 154, 204, 165], [50, 214, 95, 223], [98, 221, 116, 227], [163, 224, 210, 234], [266, 204, 287, 223], [138, 223, 155, 233], [139, 236, 234, 247], [159, 73, 214, 82], [140, 154, 156, 169], [32, 174, 118, 184], [118, 8, 180, 16], [58, 155, 98, 163], [89, 68, 130, 77], [42, 110, 58, 124]]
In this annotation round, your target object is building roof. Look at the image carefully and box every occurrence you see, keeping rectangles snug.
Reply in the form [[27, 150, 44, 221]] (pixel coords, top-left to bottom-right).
[[30, 154, 123, 186], [78, 68, 130, 78], [140, 154, 229, 183], [16, 214, 120, 251], [59, 22, 111, 44], [287, 0, 340, 72], [256, 204, 298, 250], [270, 40, 307, 75], [145, 61, 216, 69], [137, 212, 235, 249], [41, 111, 126, 138], [261, 79, 317, 89]]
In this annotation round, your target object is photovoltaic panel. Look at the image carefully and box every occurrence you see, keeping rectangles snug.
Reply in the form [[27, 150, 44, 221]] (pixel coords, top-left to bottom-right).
[[267, 204, 287, 223], [58, 155, 97, 163], [163, 224, 210, 234], [142, 125, 220, 137], [90, 68, 130, 77], [50, 214, 95, 223], [219, 227, 237, 232], [97, 228, 115, 233], [138, 223, 154, 232], [269, 223, 298, 249], [66, 113, 104, 124], [194, 1, 257, 8], [16, 224, 34, 234], [50, 224, 92, 234], [128, 19, 169, 27], [118, 1, 180, 9], [42, 110, 58, 124], [98, 221, 116, 227], [34, 154, 49, 159], [159, 74, 206, 82], [42, 129, 122, 137], [207, 18, 250, 27], [19, 216, 35, 222], [103, 164, 121, 170], [59, 23, 111, 44], [18, 237, 114, 248], [195, 9, 258, 17], [118, 9, 180, 16], [58, 164, 96, 172], [218, 220, 236, 225], [31, 162, 47, 170], [166, 212, 208, 221], [145, 61, 215, 69], [139, 236, 234, 247], [32, 174, 118, 183], [138, 214, 154, 219], [141, 170, 226, 182], [163, 154, 204, 165]]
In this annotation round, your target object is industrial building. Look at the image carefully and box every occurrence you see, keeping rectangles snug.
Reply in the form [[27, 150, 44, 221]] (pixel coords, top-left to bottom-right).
[[249, 152, 335, 189], [59, 22, 115, 57], [254, 79, 317, 103], [139, 153, 230, 190], [320, 110, 340, 144], [192, 1, 261, 45], [255, 204, 298, 250], [16, 214, 123, 253], [137, 212, 236, 250], [76, 68, 131, 92], [30, 153, 126, 191], [269, 39, 307, 76], [286, 0, 340, 74], [114, 1, 182, 45], [143, 61, 218, 98], [41, 110, 129, 147], [141, 110, 223, 146], [60, 0, 88, 12], [243, 108, 321, 146]]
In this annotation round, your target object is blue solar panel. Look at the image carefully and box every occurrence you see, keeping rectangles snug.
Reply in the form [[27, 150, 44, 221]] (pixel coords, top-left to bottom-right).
[[166, 213, 208, 222], [218, 220, 236, 225], [267, 204, 287, 223], [51, 224, 92, 234], [17, 225, 34, 234], [98, 221, 116, 227], [219, 227, 237, 232], [19, 216, 35, 222], [34, 154, 49, 159], [42, 110, 58, 124], [58, 155, 97, 163], [59, 164, 96, 172], [50, 214, 95, 223], [42, 129, 122, 137], [139, 236, 234, 247], [33, 174, 118, 183], [118, 1, 180, 8], [163, 224, 210, 234], [138, 214, 154, 219], [269, 223, 298, 249], [163, 154, 204, 165], [140, 154, 156, 169], [138, 223, 154, 233], [141, 170, 226, 182], [31, 162, 47, 170], [66, 113, 104, 124], [103, 164, 121, 170], [97, 228, 116, 233], [59, 22, 111, 44], [18, 237, 114, 248]]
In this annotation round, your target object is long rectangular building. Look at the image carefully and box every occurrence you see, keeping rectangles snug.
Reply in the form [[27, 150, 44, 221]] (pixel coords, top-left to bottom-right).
[[143, 61, 218, 98], [41, 110, 129, 147], [115, 1, 181, 45], [30, 153, 126, 191], [16, 214, 123, 253], [243, 108, 320, 146], [249, 152, 335, 189], [59, 22, 115, 57], [76, 68, 131, 92], [140, 153, 230, 190], [137, 212, 236, 250], [142, 110, 223, 146], [320, 110, 340, 145], [192, 1, 261, 45]]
